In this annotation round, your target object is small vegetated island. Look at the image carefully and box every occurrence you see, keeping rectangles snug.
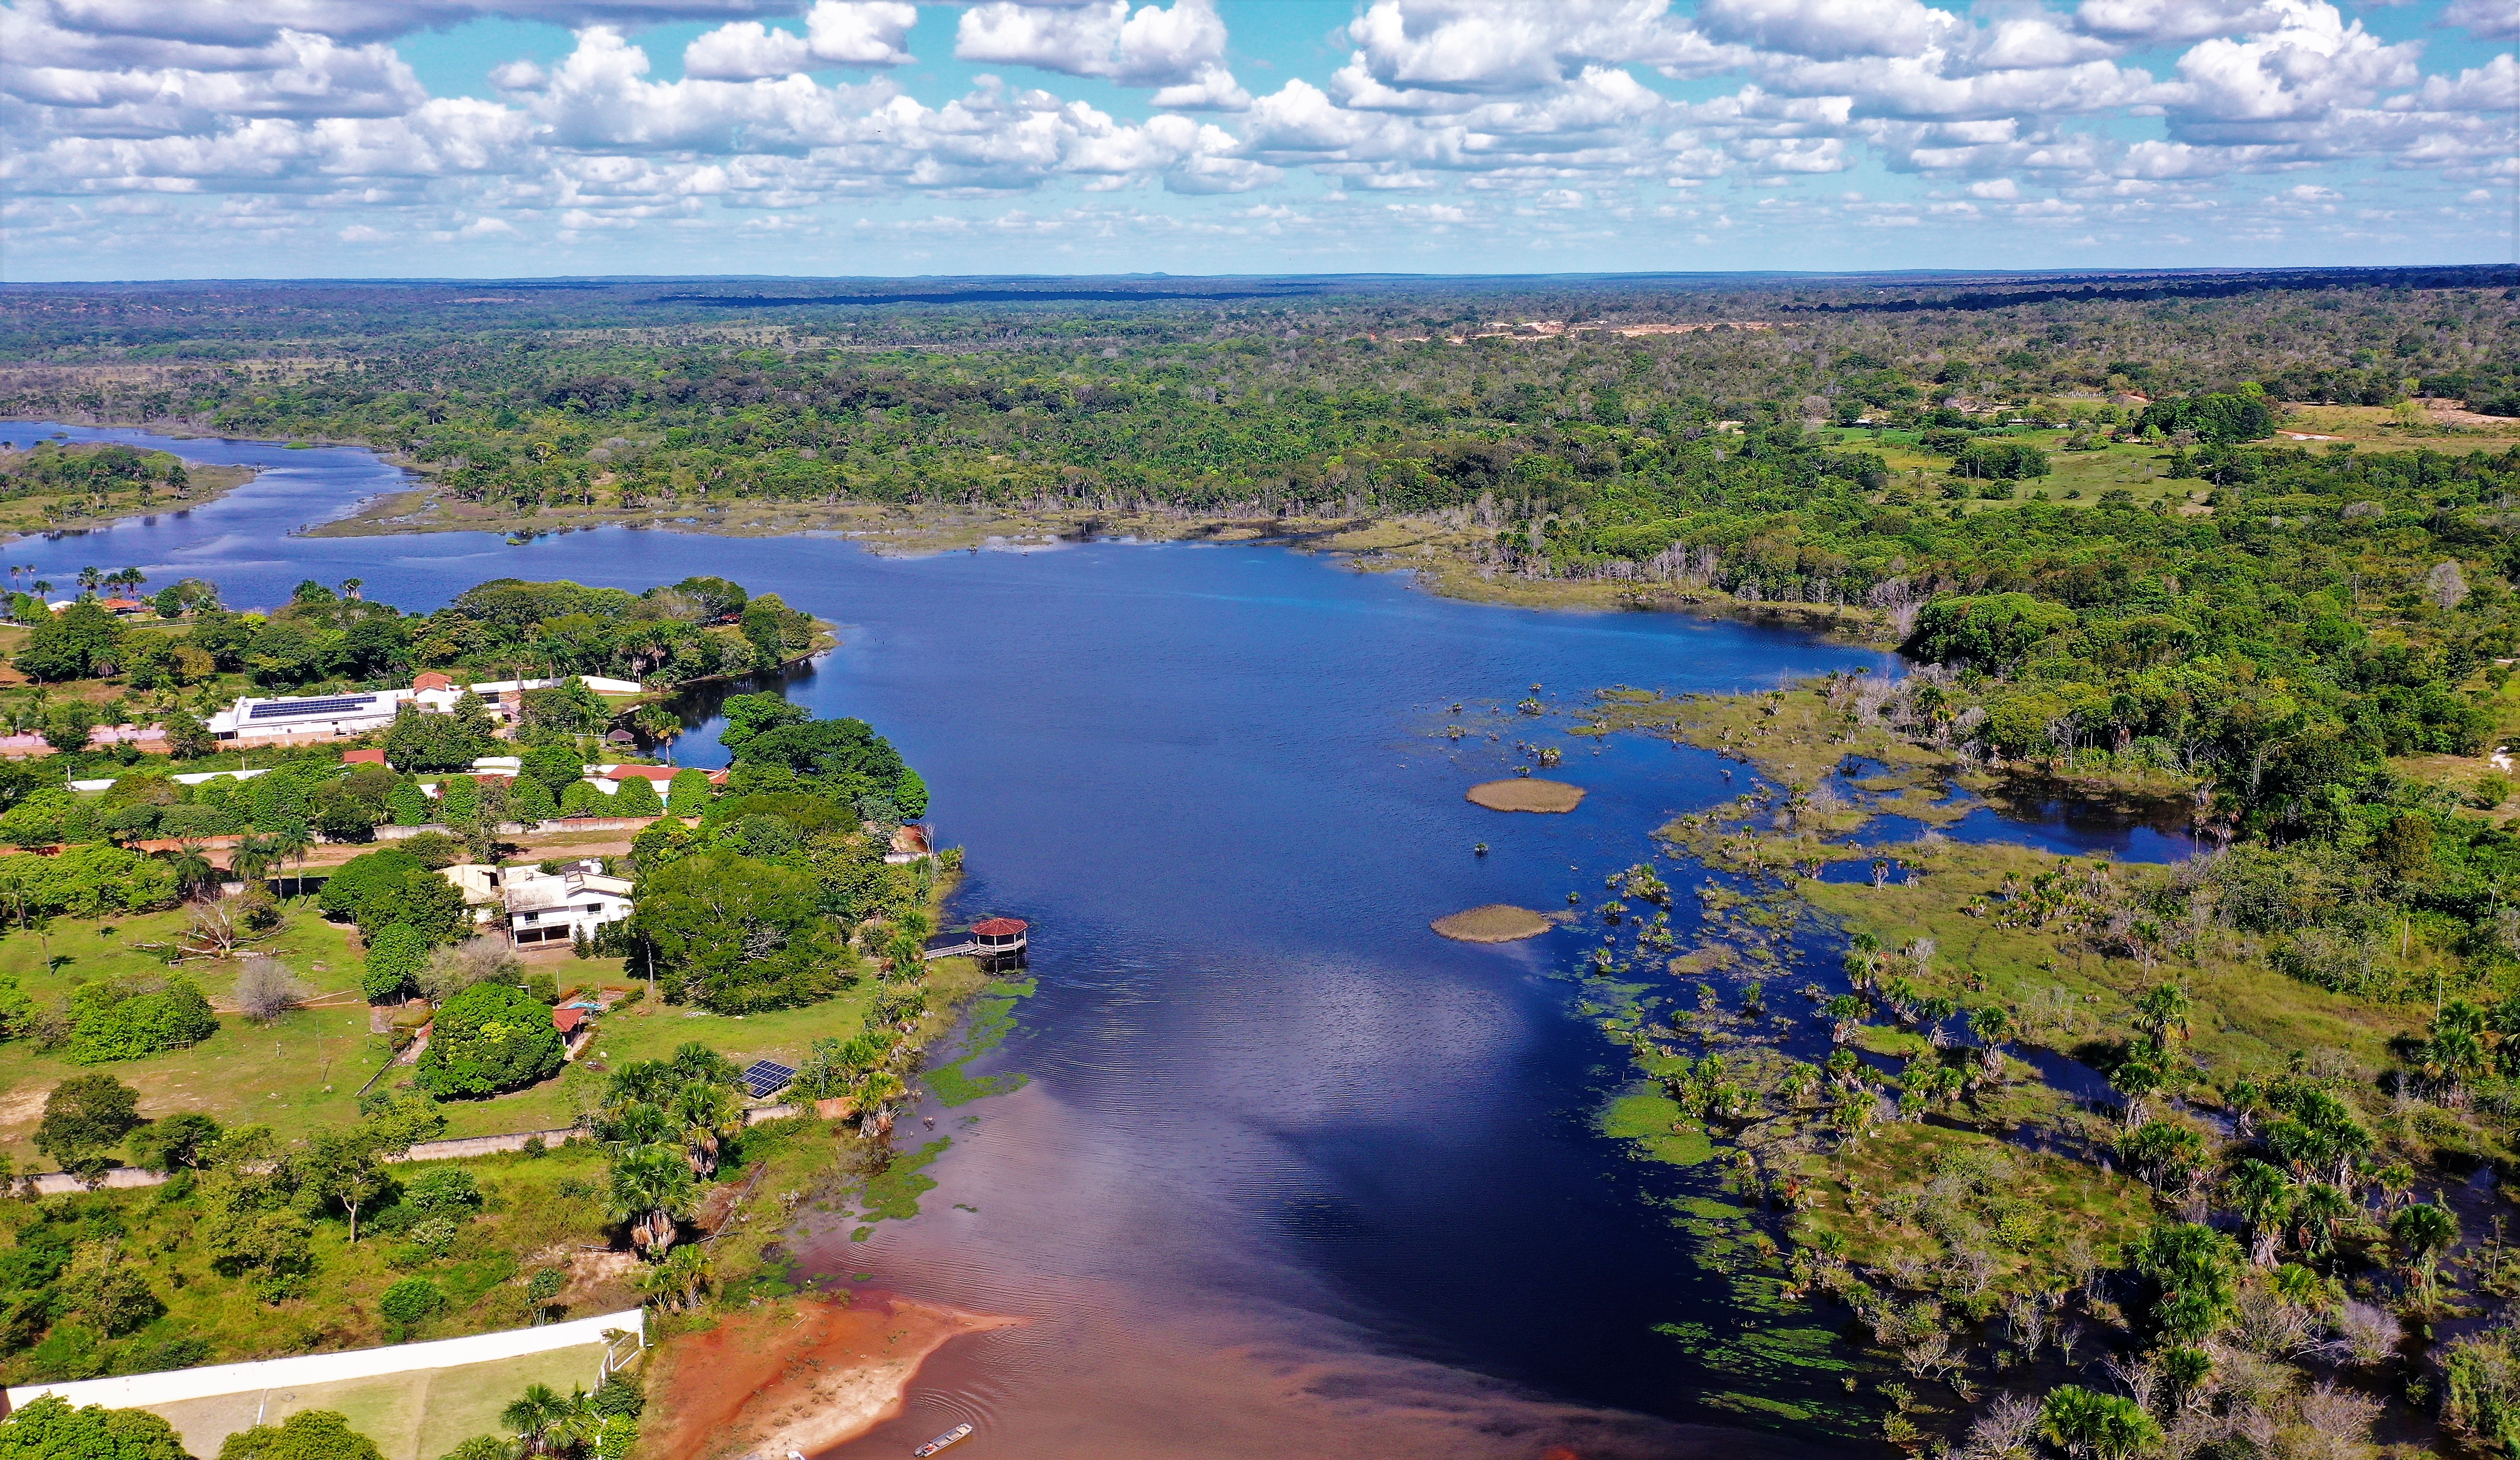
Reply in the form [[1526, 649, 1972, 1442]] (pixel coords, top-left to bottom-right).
[[0, 568, 996, 1460]]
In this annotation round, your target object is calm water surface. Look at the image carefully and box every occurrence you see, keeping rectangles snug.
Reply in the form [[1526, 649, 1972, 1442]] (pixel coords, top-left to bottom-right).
[[7, 424, 2190, 1460]]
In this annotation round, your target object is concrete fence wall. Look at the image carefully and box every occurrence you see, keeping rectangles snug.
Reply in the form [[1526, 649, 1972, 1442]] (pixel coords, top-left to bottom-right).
[[21, 1126, 593, 1195], [1, 1309, 645, 1415]]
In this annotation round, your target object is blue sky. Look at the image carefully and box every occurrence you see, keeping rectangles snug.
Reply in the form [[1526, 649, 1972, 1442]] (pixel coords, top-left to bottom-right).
[[3, 0, 2513, 280]]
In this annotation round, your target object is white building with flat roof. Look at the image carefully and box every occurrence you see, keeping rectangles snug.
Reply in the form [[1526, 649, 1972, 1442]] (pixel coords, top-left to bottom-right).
[[207, 675, 647, 745]]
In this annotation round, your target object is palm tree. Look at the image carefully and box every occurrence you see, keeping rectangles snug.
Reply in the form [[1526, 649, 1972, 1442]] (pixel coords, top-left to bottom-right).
[[2040, 1384, 2163, 1460], [2135, 981, 2194, 1047], [228, 832, 280, 889], [667, 1080, 742, 1178], [2226, 1158, 2294, 1267], [642, 1243, 716, 1312], [605, 1144, 697, 1259], [2391, 1202, 2459, 1300], [597, 1100, 673, 1157], [160, 841, 218, 901], [75, 566, 99, 592], [500, 1383, 572, 1456], [269, 822, 315, 897], [1968, 1003, 2010, 1071]]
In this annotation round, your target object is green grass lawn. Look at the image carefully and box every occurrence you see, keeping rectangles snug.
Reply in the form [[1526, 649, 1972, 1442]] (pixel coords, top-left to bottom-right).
[[426, 962, 885, 1141], [2, 893, 927, 1162], [0, 902, 378, 1168]]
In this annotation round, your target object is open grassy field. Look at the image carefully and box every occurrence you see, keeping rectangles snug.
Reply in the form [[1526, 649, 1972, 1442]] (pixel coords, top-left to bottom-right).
[[147, 1342, 611, 1460], [0, 902, 375, 1167]]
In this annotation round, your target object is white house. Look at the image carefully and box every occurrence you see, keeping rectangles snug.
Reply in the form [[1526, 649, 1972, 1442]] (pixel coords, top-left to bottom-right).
[[499, 859, 635, 949]]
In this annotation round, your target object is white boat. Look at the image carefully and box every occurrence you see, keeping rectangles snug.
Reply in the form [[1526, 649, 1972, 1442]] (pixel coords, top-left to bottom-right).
[[912, 1422, 975, 1457]]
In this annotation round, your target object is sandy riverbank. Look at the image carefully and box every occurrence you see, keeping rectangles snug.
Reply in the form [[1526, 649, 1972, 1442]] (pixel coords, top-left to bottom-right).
[[1466, 778, 1585, 813], [1431, 904, 1556, 943], [640, 1293, 1022, 1460]]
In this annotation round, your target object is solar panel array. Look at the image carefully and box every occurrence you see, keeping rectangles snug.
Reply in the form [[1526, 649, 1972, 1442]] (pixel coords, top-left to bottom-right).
[[247, 695, 377, 720], [739, 1059, 796, 1099]]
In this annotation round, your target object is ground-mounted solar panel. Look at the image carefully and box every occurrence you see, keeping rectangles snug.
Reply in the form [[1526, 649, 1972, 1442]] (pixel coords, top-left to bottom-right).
[[739, 1059, 797, 1098], [248, 695, 376, 720]]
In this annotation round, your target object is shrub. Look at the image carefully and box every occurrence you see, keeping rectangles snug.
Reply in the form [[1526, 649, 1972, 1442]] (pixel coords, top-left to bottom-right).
[[216, 1409, 385, 1460], [0, 1395, 191, 1460], [379, 1276, 447, 1336], [560, 779, 605, 817], [234, 956, 307, 1025], [403, 1166, 483, 1214], [415, 982, 564, 1098], [66, 977, 217, 1064], [666, 769, 711, 815]]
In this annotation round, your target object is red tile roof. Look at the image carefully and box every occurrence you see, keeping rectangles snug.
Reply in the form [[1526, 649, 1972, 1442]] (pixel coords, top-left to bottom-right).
[[972, 917, 1028, 937], [552, 1007, 587, 1033], [602, 764, 679, 782], [413, 672, 455, 692], [340, 748, 388, 765]]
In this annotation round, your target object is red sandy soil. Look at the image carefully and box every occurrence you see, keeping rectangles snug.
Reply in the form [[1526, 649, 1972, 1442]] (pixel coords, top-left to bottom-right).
[[641, 1293, 1023, 1460]]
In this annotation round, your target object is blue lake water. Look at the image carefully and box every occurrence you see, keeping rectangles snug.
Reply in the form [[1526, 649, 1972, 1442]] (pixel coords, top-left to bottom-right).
[[5, 423, 2191, 1459]]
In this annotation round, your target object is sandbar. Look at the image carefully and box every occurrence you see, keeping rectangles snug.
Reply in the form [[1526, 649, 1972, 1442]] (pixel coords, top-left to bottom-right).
[[1432, 905, 1556, 943], [1466, 779, 1584, 813], [641, 1292, 1023, 1460]]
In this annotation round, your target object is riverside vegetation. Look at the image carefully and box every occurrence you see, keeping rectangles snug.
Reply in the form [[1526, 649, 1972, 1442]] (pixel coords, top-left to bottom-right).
[[1557, 575, 2520, 1458], [0, 578, 986, 1460]]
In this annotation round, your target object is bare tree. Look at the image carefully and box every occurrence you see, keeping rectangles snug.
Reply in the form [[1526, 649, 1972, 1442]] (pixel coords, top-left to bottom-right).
[[420, 936, 522, 1004], [1957, 1392, 2041, 1460], [232, 955, 306, 1025], [2427, 560, 2469, 610], [1868, 575, 1926, 638]]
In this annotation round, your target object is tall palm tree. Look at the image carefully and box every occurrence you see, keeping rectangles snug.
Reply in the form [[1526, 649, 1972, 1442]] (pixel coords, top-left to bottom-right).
[[597, 1100, 673, 1158], [161, 841, 217, 901], [667, 1080, 742, 1178], [228, 832, 280, 889], [605, 1144, 696, 1258], [269, 822, 315, 897]]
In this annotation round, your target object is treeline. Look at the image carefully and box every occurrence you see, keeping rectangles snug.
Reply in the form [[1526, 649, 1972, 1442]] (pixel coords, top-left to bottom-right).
[[9, 571, 817, 698], [1, 279, 2509, 519]]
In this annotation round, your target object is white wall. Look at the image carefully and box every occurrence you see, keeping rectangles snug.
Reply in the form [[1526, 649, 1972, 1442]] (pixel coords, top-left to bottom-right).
[[3, 1309, 644, 1413]]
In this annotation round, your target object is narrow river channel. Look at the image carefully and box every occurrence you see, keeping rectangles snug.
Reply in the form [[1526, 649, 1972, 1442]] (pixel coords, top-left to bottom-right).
[[5, 424, 2194, 1459]]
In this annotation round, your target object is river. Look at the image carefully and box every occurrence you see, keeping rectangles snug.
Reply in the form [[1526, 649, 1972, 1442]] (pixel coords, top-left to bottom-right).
[[5, 424, 2192, 1459]]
